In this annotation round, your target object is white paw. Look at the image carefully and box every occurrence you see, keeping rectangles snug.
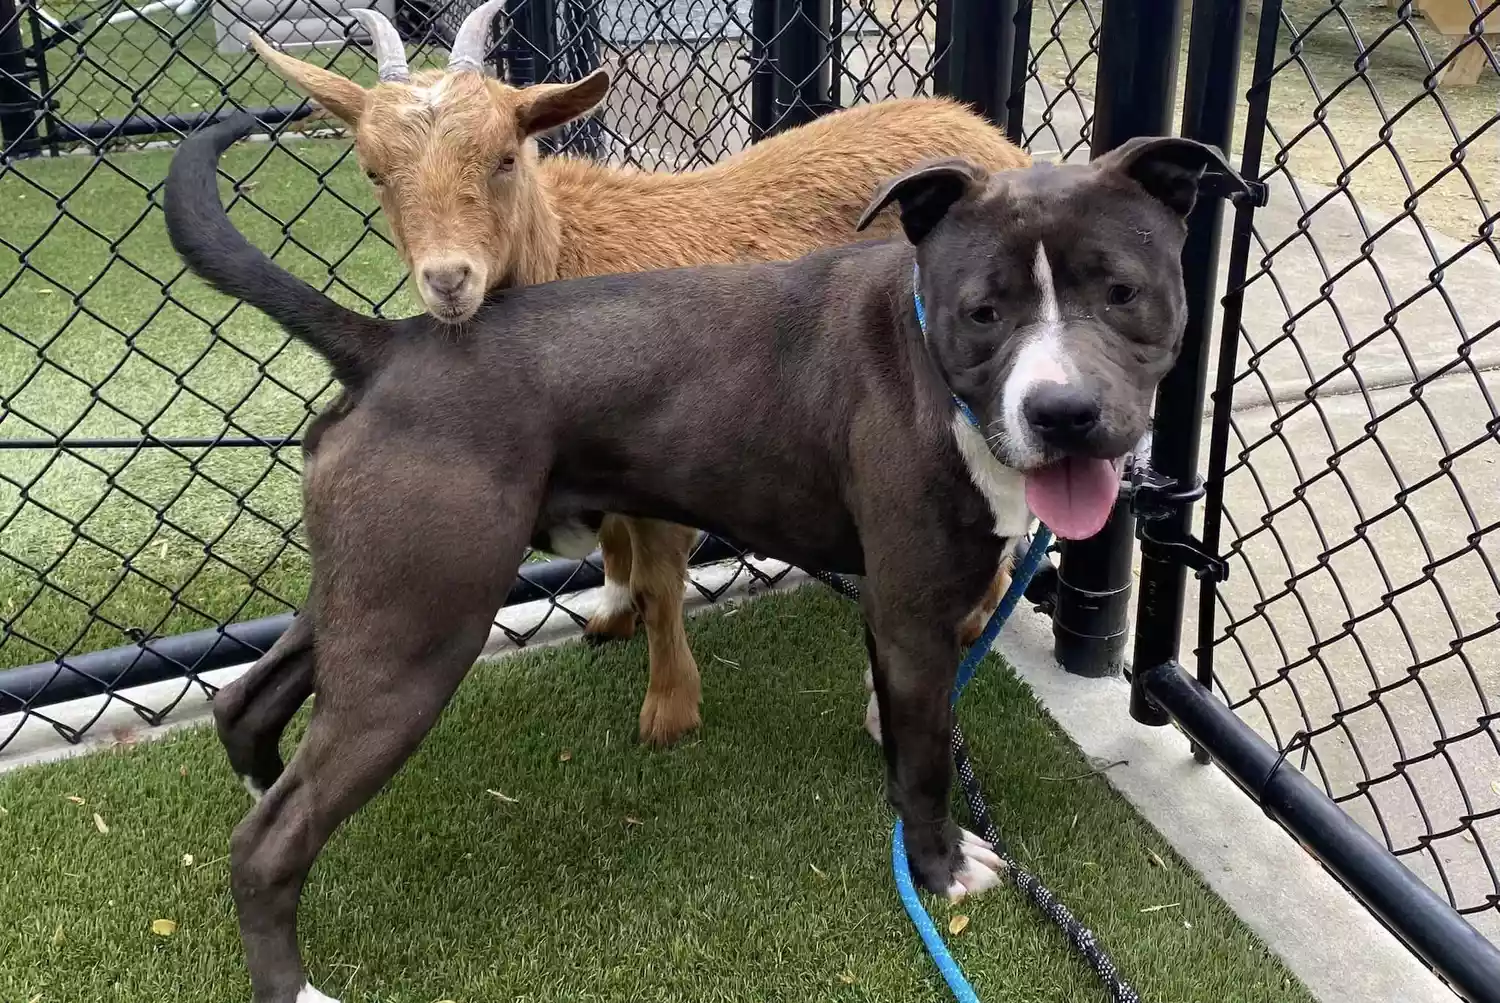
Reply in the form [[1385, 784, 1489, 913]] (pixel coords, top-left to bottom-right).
[[240, 775, 265, 803], [595, 580, 633, 617], [944, 829, 1006, 902], [863, 692, 883, 744], [296, 983, 339, 1003]]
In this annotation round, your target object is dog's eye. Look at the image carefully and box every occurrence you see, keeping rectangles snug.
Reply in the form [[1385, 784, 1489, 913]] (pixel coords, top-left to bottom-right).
[[1106, 283, 1138, 306], [495, 155, 516, 174], [968, 306, 999, 325]]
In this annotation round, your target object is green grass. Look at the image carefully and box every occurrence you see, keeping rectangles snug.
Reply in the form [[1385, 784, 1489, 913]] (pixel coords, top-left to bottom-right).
[[0, 587, 1314, 1003], [0, 131, 418, 669]]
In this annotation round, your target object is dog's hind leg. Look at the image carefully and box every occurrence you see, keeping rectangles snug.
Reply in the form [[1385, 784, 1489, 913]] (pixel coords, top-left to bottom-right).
[[230, 604, 499, 1003], [214, 613, 316, 799], [582, 514, 638, 645], [227, 457, 535, 1003], [633, 519, 701, 747]]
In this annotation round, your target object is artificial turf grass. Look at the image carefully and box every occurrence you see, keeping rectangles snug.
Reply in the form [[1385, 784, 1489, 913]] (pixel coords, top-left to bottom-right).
[[1, 586, 1313, 1003]]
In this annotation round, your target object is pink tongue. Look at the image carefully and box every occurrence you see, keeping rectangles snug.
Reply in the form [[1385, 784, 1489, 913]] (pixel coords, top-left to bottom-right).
[[1025, 458, 1119, 541]]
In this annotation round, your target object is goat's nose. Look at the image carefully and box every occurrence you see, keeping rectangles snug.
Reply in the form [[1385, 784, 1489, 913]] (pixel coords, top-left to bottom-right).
[[1023, 384, 1101, 450], [422, 263, 472, 297]]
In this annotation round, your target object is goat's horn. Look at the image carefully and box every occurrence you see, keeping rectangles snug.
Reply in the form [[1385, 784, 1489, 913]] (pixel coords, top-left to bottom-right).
[[448, 0, 505, 74], [348, 8, 410, 83]]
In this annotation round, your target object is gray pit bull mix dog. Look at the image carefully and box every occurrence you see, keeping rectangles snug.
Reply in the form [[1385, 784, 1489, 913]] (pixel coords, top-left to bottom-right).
[[163, 112, 1243, 1002]]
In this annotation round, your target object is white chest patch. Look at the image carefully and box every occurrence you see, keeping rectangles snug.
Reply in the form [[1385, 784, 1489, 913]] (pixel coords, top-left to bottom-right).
[[951, 413, 1031, 538]]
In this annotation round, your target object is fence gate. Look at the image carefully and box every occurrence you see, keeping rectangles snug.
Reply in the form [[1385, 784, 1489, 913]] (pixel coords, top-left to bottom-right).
[[1139, 0, 1500, 998]]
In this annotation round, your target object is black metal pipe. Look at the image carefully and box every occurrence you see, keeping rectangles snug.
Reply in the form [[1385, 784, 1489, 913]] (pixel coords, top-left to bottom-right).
[[1142, 661, 1500, 1003], [749, 0, 778, 139], [0, 436, 302, 450], [771, 0, 832, 132], [1005, 0, 1034, 144], [1129, 0, 1247, 726], [1196, 0, 1280, 697], [1050, 0, 1184, 677], [944, 0, 1016, 128], [45, 105, 312, 145], [0, 535, 746, 715], [0, 0, 41, 157]]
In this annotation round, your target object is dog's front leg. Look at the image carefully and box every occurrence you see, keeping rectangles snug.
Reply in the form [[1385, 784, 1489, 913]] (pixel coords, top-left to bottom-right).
[[864, 613, 1004, 901]]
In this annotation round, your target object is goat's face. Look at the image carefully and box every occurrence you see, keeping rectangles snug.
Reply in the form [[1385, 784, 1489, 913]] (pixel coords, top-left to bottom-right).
[[249, 33, 608, 322]]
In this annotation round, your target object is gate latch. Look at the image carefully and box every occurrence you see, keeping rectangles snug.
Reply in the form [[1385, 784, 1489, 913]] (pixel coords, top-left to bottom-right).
[[1128, 467, 1229, 583]]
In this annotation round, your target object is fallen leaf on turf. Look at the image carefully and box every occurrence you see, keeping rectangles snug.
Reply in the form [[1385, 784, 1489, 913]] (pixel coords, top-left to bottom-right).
[[65, 796, 85, 805], [93, 813, 109, 834], [182, 854, 195, 867], [837, 971, 856, 985], [948, 915, 970, 935], [1147, 849, 1167, 868], [485, 789, 519, 804], [559, 749, 572, 762], [27, 994, 41, 1003], [150, 919, 177, 937], [179, 766, 188, 777], [624, 816, 643, 826], [51, 924, 65, 947], [1140, 902, 1180, 913], [809, 863, 827, 879]]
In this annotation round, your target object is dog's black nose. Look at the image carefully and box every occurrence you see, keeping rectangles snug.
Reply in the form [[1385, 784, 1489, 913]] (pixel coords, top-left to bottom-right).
[[1023, 384, 1101, 449], [422, 263, 471, 297]]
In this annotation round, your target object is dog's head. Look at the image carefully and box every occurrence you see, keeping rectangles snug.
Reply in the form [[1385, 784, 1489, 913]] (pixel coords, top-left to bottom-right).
[[856, 137, 1247, 540]]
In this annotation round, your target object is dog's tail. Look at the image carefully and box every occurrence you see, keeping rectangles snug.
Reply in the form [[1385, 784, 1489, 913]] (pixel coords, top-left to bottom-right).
[[164, 113, 390, 387]]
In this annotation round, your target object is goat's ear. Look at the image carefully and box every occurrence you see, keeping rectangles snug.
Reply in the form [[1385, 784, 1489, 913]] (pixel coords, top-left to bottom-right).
[[856, 157, 987, 244], [1093, 136, 1248, 217], [517, 69, 611, 137], [249, 33, 370, 126]]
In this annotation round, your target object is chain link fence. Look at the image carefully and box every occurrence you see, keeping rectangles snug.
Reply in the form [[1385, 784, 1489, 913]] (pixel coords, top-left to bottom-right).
[[0, 0, 1098, 752], [1200, 0, 1499, 943]]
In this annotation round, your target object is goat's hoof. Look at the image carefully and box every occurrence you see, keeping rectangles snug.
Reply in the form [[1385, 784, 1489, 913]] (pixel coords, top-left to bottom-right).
[[583, 609, 638, 645], [639, 689, 701, 747]]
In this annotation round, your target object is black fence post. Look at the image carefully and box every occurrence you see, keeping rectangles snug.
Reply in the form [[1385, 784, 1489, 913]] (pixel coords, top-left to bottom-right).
[[1048, 0, 1184, 677], [1005, 0, 1033, 145], [0, 0, 41, 158], [749, 0, 778, 139], [1127, 0, 1248, 728], [941, 0, 1017, 130], [771, 0, 831, 132]]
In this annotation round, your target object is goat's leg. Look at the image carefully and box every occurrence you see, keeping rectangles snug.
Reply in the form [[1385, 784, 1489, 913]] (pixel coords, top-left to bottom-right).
[[582, 513, 638, 645], [957, 557, 1013, 648], [214, 613, 316, 799], [633, 519, 701, 746]]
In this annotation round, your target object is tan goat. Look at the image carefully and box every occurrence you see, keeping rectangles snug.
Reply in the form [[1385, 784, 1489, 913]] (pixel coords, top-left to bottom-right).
[[252, 2, 1032, 746]]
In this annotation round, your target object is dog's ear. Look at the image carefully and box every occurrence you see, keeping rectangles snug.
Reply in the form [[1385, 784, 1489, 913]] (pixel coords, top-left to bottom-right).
[[856, 158, 987, 244], [1094, 136, 1249, 217]]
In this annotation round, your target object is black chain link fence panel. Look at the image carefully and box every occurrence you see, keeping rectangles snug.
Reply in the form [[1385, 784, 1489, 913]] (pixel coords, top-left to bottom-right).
[[1202, 0, 1499, 943], [0, 0, 1099, 753]]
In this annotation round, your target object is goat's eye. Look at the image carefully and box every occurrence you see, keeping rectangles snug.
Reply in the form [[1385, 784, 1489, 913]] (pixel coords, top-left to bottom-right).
[[495, 155, 516, 174], [1106, 283, 1138, 306], [968, 305, 999, 325], [364, 169, 383, 186]]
